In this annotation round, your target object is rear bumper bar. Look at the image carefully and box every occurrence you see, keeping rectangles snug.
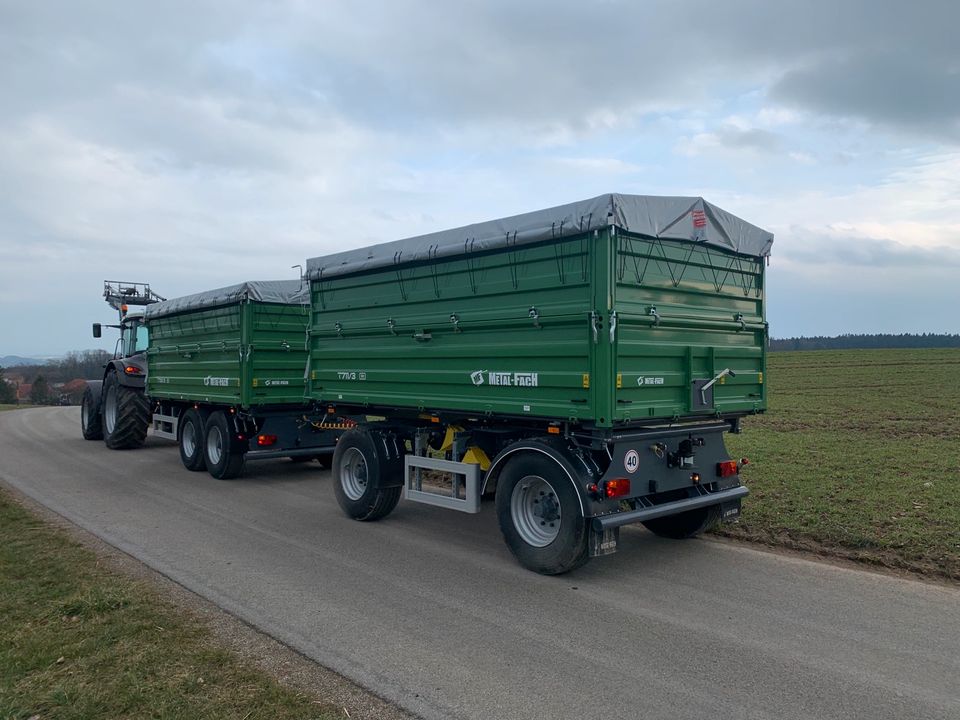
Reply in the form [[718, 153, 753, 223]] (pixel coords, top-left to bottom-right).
[[591, 485, 749, 532]]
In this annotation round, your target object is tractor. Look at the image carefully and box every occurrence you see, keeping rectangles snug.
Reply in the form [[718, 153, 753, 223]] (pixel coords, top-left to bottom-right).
[[80, 281, 164, 448]]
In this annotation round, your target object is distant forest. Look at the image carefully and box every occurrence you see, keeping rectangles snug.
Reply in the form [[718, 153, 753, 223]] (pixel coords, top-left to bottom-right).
[[770, 334, 960, 351]]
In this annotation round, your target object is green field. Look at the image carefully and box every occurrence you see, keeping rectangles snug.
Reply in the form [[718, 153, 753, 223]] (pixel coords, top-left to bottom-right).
[[722, 348, 960, 580], [0, 490, 338, 720]]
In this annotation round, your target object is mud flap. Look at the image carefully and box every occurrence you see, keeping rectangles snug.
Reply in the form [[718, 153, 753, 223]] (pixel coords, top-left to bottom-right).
[[589, 525, 620, 557], [720, 498, 742, 523]]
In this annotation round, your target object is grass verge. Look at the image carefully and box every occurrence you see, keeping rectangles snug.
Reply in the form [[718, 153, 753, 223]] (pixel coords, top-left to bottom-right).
[[720, 348, 960, 581], [0, 488, 340, 719]]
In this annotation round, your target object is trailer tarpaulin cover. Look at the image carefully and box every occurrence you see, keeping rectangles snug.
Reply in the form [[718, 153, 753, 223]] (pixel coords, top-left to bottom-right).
[[144, 280, 308, 319], [306, 193, 773, 281]]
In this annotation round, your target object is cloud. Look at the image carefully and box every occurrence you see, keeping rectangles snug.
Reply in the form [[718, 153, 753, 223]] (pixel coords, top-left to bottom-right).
[[777, 230, 960, 269], [1, 1, 959, 354], [771, 52, 960, 142]]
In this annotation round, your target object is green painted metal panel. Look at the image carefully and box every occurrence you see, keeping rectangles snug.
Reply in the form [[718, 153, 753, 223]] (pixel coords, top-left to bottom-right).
[[610, 231, 767, 422], [308, 237, 595, 421], [307, 228, 767, 427], [147, 301, 309, 409]]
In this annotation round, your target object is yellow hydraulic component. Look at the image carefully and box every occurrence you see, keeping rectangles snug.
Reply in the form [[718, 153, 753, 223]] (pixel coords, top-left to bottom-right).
[[463, 446, 491, 470]]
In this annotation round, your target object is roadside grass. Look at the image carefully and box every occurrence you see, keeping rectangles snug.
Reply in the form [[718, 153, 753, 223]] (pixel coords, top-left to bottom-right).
[[720, 348, 960, 580], [0, 404, 32, 412], [0, 490, 340, 720]]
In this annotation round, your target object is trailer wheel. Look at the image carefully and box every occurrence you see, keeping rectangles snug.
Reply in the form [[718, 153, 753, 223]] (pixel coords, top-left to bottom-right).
[[102, 372, 150, 449], [178, 409, 206, 472], [642, 505, 721, 539], [496, 454, 589, 575], [332, 429, 402, 521], [203, 411, 245, 480], [80, 385, 103, 440]]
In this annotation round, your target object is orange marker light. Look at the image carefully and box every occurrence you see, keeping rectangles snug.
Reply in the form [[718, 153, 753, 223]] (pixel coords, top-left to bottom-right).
[[716, 460, 739, 478]]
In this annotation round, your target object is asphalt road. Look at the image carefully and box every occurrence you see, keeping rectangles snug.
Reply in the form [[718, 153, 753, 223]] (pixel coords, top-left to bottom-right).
[[2, 407, 958, 720]]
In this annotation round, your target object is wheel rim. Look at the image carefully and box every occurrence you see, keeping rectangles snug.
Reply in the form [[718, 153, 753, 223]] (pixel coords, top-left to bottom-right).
[[182, 420, 197, 458], [207, 425, 223, 465], [510, 474, 562, 547], [340, 447, 368, 500], [104, 385, 117, 433]]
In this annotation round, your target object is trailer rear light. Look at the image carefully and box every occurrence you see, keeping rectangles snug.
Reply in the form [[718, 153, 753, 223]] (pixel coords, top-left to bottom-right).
[[123, 366, 142, 375], [602, 478, 631, 499], [547, 425, 560, 435], [691, 472, 701, 484], [716, 460, 739, 478], [257, 434, 277, 447]]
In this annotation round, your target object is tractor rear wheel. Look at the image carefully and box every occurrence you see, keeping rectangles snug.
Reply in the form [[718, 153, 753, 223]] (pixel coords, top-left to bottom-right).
[[102, 372, 149, 449]]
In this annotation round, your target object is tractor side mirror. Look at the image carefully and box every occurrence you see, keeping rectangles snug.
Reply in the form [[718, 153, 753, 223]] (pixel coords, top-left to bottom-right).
[[92, 323, 102, 338]]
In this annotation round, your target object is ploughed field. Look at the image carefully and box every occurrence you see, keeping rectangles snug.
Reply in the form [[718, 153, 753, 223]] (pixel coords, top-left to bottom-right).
[[722, 348, 960, 580]]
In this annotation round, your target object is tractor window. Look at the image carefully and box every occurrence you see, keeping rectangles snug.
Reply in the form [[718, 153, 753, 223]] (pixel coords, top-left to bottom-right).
[[134, 324, 149, 353]]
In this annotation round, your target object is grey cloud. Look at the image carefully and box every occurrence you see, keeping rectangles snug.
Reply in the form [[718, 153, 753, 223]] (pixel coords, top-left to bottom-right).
[[779, 229, 960, 269], [771, 53, 960, 142], [715, 127, 782, 152], [3, 0, 958, 152]]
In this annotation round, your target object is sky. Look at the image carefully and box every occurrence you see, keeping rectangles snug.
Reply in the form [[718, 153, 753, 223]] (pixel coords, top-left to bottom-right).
[[1, 0, 958, 356]]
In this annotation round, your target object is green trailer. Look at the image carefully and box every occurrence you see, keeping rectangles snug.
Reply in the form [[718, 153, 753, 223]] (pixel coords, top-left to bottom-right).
[[144, 281, 347, 478], [305, 194, 772, 574]]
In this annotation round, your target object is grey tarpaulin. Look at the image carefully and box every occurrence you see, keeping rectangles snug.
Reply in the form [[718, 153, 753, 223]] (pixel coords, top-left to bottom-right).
[[144, 280, 309, 320], [305, 193, 773, 281]]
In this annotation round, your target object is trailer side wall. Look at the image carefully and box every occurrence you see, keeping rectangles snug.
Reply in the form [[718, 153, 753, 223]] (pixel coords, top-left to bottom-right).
[[147, 302, 309, 408]]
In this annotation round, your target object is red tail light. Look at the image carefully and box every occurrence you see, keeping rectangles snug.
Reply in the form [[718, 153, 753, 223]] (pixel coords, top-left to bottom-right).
[[123, 366, 142, 375], [717, 460, 739, 478], [257, 434, 278, 447], [602, 478, 631, 499]]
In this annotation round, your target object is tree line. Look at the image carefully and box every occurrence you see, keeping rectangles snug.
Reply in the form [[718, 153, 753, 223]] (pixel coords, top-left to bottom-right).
[[1, 350, 112, 405], [770, 333, 960, 351]]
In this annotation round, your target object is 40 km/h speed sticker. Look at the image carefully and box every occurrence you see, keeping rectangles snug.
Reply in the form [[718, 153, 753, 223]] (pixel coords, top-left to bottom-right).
[[624, 449, 640, 474]]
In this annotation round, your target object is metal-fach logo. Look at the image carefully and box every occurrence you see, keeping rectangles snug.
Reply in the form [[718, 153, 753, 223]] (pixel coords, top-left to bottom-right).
[[203, 376, 230, 387], [637, 376, 665, 386], [471, 370, 538, 387]]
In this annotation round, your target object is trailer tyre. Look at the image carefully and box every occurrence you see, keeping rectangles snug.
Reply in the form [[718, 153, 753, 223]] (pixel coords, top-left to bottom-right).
[[80, 385, 103, 440], [178, 409, 206, 472], [642, 505, 721, 539], [102, 372, 150, 449], [332, 429, 402, 521], [496, 454, 589, 575], [203, 411, 245, 480]]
